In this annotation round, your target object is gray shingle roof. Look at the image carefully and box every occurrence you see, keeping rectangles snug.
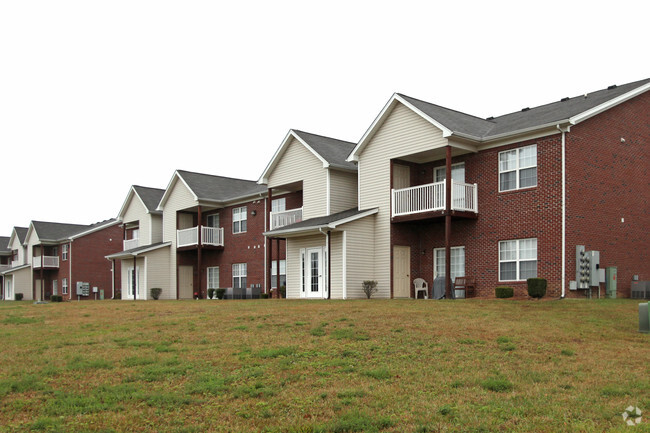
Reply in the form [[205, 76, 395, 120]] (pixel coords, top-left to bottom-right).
[[14, 227, 28, 243], [133, 186, 165, 212], [398, 78, 650, 140], [292, 130, 357, 171], [177, 170, 267, 203], [32, 219, 117, 242], [0, 236, 10, 254], [266, 207, 375, 235]]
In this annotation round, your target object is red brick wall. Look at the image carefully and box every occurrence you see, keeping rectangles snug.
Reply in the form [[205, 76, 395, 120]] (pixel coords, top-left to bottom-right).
[[564, 90, 650, 297], [391, 91, 649, 299]]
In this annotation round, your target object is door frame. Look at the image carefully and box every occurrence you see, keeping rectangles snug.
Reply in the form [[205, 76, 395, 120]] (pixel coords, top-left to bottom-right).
[[392, 245, 411, 298], [305, 247, 324, 299]]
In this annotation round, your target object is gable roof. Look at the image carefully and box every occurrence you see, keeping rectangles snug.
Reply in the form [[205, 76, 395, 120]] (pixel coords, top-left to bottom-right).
[[0, 236, 10, 255], [26, 219, 118, 244], [158, 170, 267, 210], [349, 78, 650, 160], [258, 129, 357, 184], [7, 227, 28, 250], [118, 185, 165, 220]]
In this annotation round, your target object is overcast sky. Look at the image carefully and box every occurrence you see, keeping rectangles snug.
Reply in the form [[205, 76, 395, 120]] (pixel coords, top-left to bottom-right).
[[1, 0, 648, 235]]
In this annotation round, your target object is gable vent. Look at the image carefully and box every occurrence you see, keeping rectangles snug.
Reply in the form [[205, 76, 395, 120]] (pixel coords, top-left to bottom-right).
[[607, 84, 617, 90]]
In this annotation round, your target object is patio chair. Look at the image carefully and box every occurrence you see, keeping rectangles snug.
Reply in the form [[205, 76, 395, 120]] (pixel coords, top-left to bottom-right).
[[413, 278, 429, 299]]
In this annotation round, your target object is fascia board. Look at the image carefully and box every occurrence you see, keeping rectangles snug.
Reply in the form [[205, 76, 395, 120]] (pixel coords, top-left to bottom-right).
[[258, 130, 294, 185], [156, 171, 199, 211], [291, 131, 330, 169], [395, 95, 455, 138], [116, 187, 137, 220], [348, 94, 399, 162], [69, 220, 119, 240], [570, 82, 650, 125]]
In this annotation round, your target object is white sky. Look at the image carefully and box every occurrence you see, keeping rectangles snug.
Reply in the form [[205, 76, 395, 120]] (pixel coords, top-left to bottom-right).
[[1, 0, 648, 235]]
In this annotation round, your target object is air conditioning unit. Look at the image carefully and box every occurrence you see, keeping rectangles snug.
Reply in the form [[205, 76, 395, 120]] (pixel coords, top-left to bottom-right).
[[631, 281, 650, 299]]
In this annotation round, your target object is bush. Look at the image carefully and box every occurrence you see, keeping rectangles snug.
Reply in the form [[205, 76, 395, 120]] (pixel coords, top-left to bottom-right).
[[279, 285, 286, 299], [15, 293, 23, 301], [50, 295, 63, 302], [527, 278, 547, 299], [207, 288, 216, 300], [362, 280, 378, 299], [261, 293, 269, 299], [150, 288, 162, 300], [216, 288, 226, 300], [495, 286, 514, 298]]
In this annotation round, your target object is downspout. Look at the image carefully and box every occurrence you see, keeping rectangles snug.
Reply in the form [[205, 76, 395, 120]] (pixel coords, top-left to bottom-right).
[[557, 124, 569, 298]]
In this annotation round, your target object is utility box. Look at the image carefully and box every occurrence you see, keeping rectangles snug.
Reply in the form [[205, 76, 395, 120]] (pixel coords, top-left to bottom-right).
[[605, 267, 617, 298], [640, 302, 650, 333], [586, 250, 600, 287], [76, 282, 90, 297], [99, 290, 104, 300], [631, 281, 650, 299]]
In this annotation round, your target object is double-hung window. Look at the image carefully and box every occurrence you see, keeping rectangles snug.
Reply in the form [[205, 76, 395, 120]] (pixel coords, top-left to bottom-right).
[[499, 144, 537, 191], [271, 260, 286, 289], [62, 278, 68, 295], [499, 238, 537, 281], [272, 198, 286, 213], [233, 263, 247, 289], [62, 244, 68, 261], [233, 207, 247, 233]]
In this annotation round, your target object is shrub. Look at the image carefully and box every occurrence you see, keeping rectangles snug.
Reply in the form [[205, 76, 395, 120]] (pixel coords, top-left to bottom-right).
[[527, 278, 547, 299], [216, 288, 226, 300], [362, 280, 378, 299], [50, 295, 63, 302], [261, 293, 269, 299], [279, 285, 286, 299], [150, 288, 162, 300], [495, 286, 514, 298], [15, 293, 23, 301], [207, 288, 216, 300]]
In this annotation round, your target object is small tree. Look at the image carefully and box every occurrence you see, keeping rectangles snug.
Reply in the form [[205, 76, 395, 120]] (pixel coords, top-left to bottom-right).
[[527, 278, 547, 299], [150, 288, 162, 300], [362, 280, 378, 299]]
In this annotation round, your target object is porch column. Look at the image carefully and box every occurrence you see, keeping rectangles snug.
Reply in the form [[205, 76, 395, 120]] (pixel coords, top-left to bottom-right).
[[197, 206, 203, 299], [267, 188, 273, 295], [445, 145, 452, 299], [133, 256, 137, 301], [276, 239, 280, 297]]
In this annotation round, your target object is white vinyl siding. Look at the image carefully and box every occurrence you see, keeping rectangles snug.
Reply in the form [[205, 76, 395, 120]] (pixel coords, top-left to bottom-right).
[[329, 232, 343, 299], [499, 238, 537, 281], [146, 247, 172, 299], [122, 193, 153, 245], [499, 144, 537, 191], [329, 170, 358, 214], [343, 216, 378, 298], [267, 137, 327, 219], [358, 103, 448, 296]]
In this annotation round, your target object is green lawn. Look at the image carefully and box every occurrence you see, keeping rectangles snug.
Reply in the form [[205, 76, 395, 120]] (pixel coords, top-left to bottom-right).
[[0, 299, 648, 432]]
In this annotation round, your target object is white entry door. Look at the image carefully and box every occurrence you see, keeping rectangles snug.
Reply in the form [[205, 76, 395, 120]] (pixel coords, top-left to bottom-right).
[[306, 247, 324, 299], [127, 267, 141, 300], [5, 278, 12, 300]]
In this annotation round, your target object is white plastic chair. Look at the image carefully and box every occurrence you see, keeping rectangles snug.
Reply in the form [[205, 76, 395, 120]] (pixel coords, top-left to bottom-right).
[[413, 278, 428, 299]]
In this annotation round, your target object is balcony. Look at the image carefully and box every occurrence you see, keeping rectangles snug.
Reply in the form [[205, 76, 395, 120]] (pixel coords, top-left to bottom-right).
[[392, 180, 478, 217], [32, 256, 60, 268], [123, 238, 140, 251], [0, 264, 10, 272], [270, 207, 303, 230], [177, 226, 224, 248]]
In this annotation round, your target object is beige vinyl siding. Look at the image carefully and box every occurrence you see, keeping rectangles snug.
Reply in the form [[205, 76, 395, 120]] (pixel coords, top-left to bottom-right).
[[122, 195, 152, 245], [358, 102, 447, 296], [343, 216, 379, 298], [329, 170, 358, 214], [329, 232, 343, 299], [145, 247, 171, 299], [24, 231, 39, 264], [150, 215, 163, 244], [11, 268, 33, 300], [162, 178, 199, 299], [285, 234, 326, 299], [9, 237, 26, 266], [267, 138, 327, 219]]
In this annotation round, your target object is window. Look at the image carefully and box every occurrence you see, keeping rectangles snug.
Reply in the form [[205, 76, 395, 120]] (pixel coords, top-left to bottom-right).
[[272, 198, 286, 213], [127, 267, 140, 297], [233, 263, 247, 289], [499, 144, 537, 191], [62, 244, 68, 261], [207, 214, 220, 228], [62, 278, 68, 295], [132, 229, 139, 239], [52, 246, 58, 257], [207, 267, 219, 289], [271, 260, 286, 289], [12, 249, 18, 262], [499, 238, 537, 281], [434, 247, 466, 281], [434, 163, 465, 183], [233, 207, 247, 233], [52, 280, 58, 296]]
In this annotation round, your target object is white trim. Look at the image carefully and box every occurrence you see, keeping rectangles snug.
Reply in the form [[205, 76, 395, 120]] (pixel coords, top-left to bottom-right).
[[498, 144, 537, 192], [570, 82, 650, 125], [263, 208, 378, 237], [258, 130, 330, 184], [498, 238, 538, 282], [326, 169, 331, 215], [558, 125, 569, 297], [328, 208, 378, 228], [342, 230, 347, 300], [69, 219, 120, 240]]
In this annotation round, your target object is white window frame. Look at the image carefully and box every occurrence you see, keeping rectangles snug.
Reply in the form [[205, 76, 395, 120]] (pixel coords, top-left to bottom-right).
[[52, 280, 58, 296], [62, 244, 68, 261], [433, 246, 466, 281], [271, 259, 286, 289], [498, 144, 537, 192], [233, 263, 247, 289], [62, 278, 68, 295], [127, 267, 140, 297], [272, 198, 286, 213], [498, 238, 537, 282], [207, 213, 220, 228], [232, 207, 247, 234], [433, 162, 465, 183], [207, 266, 219, 289]]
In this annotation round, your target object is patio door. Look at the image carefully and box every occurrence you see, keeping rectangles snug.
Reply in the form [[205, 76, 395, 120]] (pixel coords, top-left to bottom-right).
[[127, 267, 141, 300], [435, 163, 466, 209], [305, 247, 324, 299], [5, 278, 12, 300], [393, 245, 411, 298], [434, 247, 466, 296]]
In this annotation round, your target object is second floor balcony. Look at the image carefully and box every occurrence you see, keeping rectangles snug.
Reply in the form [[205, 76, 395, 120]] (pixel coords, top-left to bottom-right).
[[392, 179, 478, 218], [177, 226, 224, 248], [0, 264, 10, 272], [270, 207, 303, 230], [123, 238, 140, 251], [32, 255, 60, 269]]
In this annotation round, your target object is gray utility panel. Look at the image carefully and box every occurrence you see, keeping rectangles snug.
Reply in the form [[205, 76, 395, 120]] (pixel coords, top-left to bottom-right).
[[631, 281, 650, 299]]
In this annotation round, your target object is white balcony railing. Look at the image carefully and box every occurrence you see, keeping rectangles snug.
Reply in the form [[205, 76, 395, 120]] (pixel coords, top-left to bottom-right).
[[0, 264, 10, 272], [32, 256, 60, 268], [123, 238, 140, 251], [201, 226, 224, 246], [177, 226, 224, 248], [270, 207, 303, 230], [392, 180, 478, 217]]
